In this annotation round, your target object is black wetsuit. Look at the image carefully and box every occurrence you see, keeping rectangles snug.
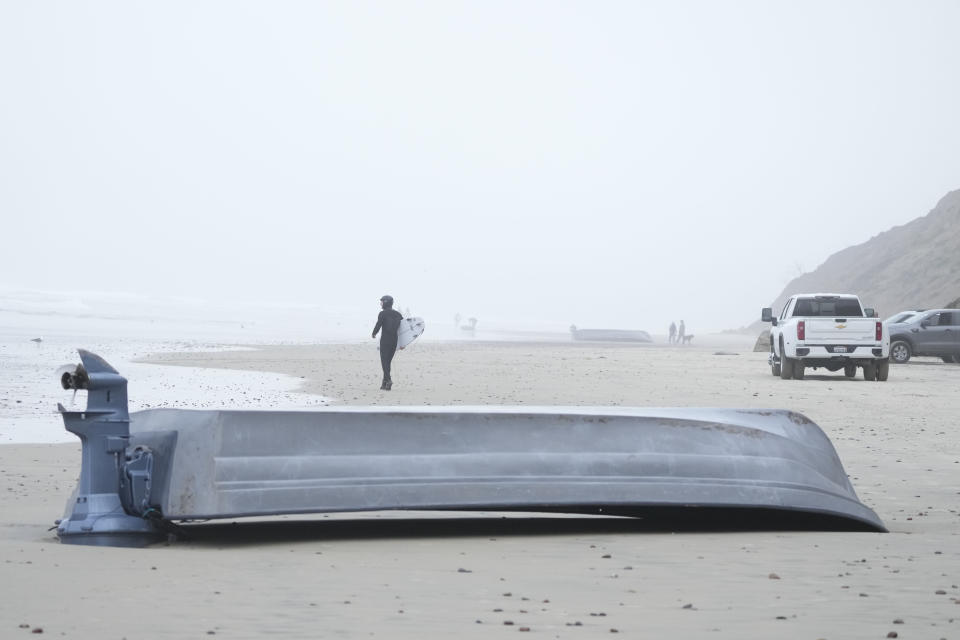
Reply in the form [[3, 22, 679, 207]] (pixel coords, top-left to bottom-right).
[[373, 308, 403, 383]]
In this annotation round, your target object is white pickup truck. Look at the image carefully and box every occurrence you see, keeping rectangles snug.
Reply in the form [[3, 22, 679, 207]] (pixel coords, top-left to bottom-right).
[[761, 293, 890, 381]]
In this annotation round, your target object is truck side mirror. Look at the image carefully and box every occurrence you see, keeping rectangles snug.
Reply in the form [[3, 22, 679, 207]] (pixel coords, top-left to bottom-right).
[[761, 308, 773, 323], [864, 308, 876, 318]]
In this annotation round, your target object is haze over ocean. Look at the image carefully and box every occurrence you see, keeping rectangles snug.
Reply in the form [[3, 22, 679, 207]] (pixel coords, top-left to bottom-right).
[[3, 3, 960, 333]]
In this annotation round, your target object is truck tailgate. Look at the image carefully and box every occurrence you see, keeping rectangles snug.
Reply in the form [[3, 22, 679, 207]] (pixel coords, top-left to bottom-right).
[[805, 318, 876, 342]]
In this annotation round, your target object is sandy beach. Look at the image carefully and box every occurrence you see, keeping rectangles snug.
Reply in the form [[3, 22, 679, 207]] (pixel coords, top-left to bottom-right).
[[2, 338, 958, 639]]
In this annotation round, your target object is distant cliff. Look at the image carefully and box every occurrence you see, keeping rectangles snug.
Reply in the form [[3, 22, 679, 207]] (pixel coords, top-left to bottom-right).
[[764, 189, 960, 319]]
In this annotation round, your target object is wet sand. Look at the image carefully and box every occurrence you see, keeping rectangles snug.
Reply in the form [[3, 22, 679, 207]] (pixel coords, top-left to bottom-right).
[[1, 339, 958, 638]]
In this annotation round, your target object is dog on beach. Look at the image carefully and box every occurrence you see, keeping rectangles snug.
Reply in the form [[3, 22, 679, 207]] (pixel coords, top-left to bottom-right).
[[681, 334, 694, 344]]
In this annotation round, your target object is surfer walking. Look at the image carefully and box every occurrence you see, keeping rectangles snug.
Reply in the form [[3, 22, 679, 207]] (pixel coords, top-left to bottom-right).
[[372, 295, 403, 390]]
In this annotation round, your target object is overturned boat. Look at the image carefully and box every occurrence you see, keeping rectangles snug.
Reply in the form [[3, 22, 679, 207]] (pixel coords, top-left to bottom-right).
[[570, 325, 652, 342], [54, 350, 884, 546]]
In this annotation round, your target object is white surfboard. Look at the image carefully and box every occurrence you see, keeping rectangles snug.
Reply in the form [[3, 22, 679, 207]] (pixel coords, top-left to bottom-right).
[[397, 317, 425, 349]]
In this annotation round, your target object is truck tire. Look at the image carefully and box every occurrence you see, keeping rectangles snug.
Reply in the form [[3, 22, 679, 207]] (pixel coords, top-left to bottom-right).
[[779, 340, 793, 379], [770, 346, 781, 376], [844, 363, 856, 378], [942, 357, 954, 363], [780, 358, 794, 379], [793, 361, 805, 380], [876, 359, 890, 381], [862, 362, 877, 380], [890, 340, 912, 364]]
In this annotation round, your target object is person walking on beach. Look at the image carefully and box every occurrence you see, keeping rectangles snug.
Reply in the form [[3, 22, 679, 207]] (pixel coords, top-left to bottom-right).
[[668, 321, 677, 344], [372, 295, 403, 390], [677, 320, 686, 345]]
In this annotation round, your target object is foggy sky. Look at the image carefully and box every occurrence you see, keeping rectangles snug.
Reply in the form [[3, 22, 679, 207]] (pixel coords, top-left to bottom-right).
[[2, 1, 959, 333]]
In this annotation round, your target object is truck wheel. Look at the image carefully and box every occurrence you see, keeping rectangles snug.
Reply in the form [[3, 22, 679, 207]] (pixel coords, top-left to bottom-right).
[[793, 362, 805, 380], [953, 355, 960, 364], [941, 357, 954, 363], [862, 362, 877, 381], [876, 359, 890, 381], [779, 340, 793, 379], [844, 364, 856, 378], [890, 340, 911, 364], [771, 360, 781, 376], [780, 357, 795, 379]]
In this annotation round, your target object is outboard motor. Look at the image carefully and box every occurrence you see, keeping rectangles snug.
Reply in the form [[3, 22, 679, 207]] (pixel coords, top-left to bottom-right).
[[55, 350, 165, 547]]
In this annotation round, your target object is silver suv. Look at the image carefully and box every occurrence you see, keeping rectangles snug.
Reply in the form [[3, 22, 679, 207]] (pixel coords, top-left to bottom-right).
[[887, 309, 960, 364]]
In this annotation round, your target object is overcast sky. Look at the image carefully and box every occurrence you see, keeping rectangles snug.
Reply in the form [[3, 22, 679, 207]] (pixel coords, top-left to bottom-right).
[[2, 1, 959, 332]]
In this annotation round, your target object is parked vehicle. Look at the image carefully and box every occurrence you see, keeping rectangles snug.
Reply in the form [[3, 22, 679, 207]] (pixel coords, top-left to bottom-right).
[[887, 309, 960, 364], [884, 310, 924, 325], [761, 293, 890, 381]]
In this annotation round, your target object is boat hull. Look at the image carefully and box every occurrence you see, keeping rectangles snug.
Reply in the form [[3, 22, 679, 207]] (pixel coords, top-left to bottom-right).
[[571, 329, 652, 342], [131, 406, 884, 531]]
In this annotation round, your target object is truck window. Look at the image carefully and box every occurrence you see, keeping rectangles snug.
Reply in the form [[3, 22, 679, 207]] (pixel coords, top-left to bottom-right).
[[925, 312, 950, 326], [887, 312, 917, 324], [780, 300, 791, 320], [791, 298, 864, 317]]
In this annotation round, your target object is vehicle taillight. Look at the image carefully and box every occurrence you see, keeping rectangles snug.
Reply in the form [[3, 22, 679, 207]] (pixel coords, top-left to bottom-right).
[[797, 320, 805, 341], [876, 321, 882, 341]]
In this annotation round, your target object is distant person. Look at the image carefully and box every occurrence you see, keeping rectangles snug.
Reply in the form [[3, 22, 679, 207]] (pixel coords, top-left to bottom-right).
[[372, 295, 403, 390], [668, 321, 677, 344], [677, 320, 686, 345]]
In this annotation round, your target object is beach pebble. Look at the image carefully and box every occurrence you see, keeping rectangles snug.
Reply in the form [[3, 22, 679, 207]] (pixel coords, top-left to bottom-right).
[[887, 633, 898, 638], [682, 603, 694, 609], [769, 573, 781, 579]]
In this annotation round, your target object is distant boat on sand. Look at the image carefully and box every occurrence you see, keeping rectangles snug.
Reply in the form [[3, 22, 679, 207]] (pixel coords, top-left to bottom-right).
[[569, 325, 652, 343]]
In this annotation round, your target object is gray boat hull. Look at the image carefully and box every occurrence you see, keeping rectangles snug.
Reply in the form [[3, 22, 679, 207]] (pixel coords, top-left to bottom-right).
[[54, 350, 884, 546], [133, 406, 883, 531], [571, 329, 652, 342]]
